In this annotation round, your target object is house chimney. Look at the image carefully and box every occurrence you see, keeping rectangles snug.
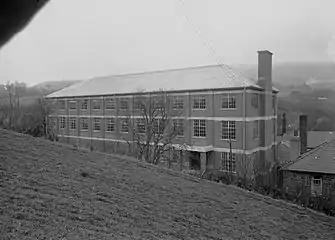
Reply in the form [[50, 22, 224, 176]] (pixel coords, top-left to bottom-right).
[[299, 115, 307, 154], [282, 113, 287, 136], [257, 50, 273, 93]]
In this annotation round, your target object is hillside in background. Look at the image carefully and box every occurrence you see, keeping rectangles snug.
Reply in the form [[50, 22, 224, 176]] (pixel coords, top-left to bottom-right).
[[1, 129, 335, 239]]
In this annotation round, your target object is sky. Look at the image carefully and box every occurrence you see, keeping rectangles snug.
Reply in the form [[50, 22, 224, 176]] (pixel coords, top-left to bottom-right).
[[0, 0, 335, 86]]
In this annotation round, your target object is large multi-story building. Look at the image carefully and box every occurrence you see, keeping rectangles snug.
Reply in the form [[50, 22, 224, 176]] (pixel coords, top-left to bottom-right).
[[46, 50, 278, 175]]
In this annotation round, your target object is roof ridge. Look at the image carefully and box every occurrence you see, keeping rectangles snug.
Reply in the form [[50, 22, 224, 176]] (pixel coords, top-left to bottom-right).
[[281, 141, 331, 170], [88, 64, 244, 81]]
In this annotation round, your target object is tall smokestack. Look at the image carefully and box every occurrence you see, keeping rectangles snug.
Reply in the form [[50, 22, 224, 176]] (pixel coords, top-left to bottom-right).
[[257, 50, 274, 166], [299, 115, 307, 155]]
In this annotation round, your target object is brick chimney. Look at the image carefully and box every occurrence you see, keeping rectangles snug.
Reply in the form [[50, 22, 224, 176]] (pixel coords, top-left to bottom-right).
[[299, 115, 308, 155], [282, 113, 287, 136], [257, 50, 274, 166]]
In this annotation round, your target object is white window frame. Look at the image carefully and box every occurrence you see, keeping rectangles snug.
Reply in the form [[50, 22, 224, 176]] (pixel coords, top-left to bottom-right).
[[58, 100, 66, 110], [172, 96, 184, 110], [222, 120, 236, 141], [81, 117, 89, 131], [220, 152, 236, 173], [120, 98, 129, 110], [311, 176, 322, 196], [153, 119, 164, 135], [92, 100, 101, 110], [69, 117, 76, 130], [221, 94, 236, 109], [105, 98, 115, 110], [137, 118, 146, 134], [106, 118, 115, 132], [173, 119, 184, 137], [121, 118, 129, 133], [81, 99, 88, 110], [93, 118, 101, 131], [192, 96, 206, 110], [193, 119, 206, 138], [69, 101, 77, 110], [59, 117, 66, 129]]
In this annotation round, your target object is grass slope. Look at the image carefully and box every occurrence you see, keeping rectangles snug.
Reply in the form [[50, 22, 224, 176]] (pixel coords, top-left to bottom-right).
[[1, 130, 335, 239]]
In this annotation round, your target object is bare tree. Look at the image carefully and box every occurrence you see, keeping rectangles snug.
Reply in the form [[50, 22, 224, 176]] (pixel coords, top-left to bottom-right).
[[123, 91, 185, 166]]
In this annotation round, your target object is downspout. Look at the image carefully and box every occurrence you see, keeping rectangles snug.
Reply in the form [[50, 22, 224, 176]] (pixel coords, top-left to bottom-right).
[[243, 86, 247, 175]]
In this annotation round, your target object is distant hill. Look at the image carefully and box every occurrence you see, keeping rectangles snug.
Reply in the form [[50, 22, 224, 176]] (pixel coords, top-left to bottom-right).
[[234, 61, 335, 87], [32, 80, 81, 95]]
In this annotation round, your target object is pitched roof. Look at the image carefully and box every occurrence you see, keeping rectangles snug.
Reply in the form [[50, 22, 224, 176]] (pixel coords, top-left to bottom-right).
[[307, 131, 335, 149], [46, 65, 278, 98], [282, 140, 335, 174]]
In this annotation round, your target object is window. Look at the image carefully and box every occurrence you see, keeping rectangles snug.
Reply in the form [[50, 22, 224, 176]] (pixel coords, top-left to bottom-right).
[[121, 118, 129, 133], [92, 100, 101, 110], [153, 119, 164, 135], [81, 118, 88, 130], [253, 120, 259, 139], [81, 99, 88, 110], [173, 96, 184, 109], [221, 94, 236, 109], [93, 118, 101, 131], [272, 95, 277, 114], [154, 96, 165, 109], [69, 101, 76, 110], [58, 100, 65, 110], [137, 118, 146, 134], [59, 117, 66, 129], [70, 117, 76, 130], [252, 93, 259, 108], [311, 176, 322, 196], [105, 98, 115, 110], [49, 118, 57, 129], [220, 152, 236, 172], [193, 96, 206, 109], [106, 118, 115, 132], [222, 121, 236, 140], [120, 98, 129, 110], [134, 100, 144, 111], [173, 119, 184, 136], [193, 119, 206, 137]]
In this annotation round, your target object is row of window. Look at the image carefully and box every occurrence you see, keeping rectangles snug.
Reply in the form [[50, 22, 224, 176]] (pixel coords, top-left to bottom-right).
[[56, 117, 237, 140], [57, 94, 239, 111]]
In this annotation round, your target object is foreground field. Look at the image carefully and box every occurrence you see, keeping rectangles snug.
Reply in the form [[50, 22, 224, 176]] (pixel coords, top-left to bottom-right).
[[1, 130, 335, 239]]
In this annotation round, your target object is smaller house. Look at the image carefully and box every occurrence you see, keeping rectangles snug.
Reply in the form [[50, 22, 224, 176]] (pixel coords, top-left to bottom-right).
[[281, 140, 335, 202]]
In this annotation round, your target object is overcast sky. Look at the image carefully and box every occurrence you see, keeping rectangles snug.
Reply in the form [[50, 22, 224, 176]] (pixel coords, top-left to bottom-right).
[[0, 0, 334, 86]]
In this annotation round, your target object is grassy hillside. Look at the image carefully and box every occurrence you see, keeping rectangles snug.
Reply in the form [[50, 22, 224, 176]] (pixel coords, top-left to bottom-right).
[[1, 130, 335, 239]]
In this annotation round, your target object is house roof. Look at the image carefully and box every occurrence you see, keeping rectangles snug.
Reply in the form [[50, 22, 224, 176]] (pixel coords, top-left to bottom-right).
[[46, 65, 279, 98], [307, 131, 335, 149], [282, 140, 335, 175]]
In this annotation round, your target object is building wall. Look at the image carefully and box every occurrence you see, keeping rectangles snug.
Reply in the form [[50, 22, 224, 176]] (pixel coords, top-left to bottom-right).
[[282, 170, 335, 206], [47, 88, 278, 176]]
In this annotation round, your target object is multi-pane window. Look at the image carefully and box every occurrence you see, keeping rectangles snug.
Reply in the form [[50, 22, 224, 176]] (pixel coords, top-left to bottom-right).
[[253, 120, 259, 139], [220, 152, 236, 172], [121, 118, 129, 133], [137, 118, 146, 134], [153, 119, 164, 135], [173, 119, 184, 136], [221, 94, 236, 109], [106, 118, 115, 132], [120, 98, 129, 110], [172, 96, 184, 110], [59, 117, 66, 129], [81, 118, 88, 130], [93, 118, 101, 131], [134, 100, 143, 111], [92, 100, 101, 110], [58, 100, 65, 110], [193, 119, 206, 137], [222, 121, 236, 140], [311, 176, 322, 196], [49, 117, 57, 129], [154, 96, 165, 109], [69, 101, 76, 110], [70, 117, 76, 130], [81, 99, 88, 110], [252, 93, 259, 108], [105, 98, 115, 110], [193, 96, 206, 109]]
